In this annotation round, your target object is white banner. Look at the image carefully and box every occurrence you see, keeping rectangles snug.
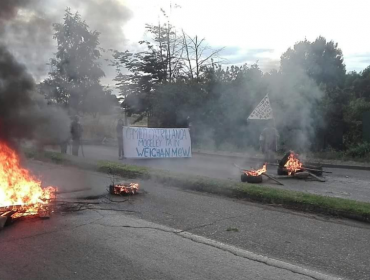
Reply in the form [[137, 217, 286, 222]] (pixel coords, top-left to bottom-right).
[[248, 94, 274, 120], [123, 127, 192, 158]]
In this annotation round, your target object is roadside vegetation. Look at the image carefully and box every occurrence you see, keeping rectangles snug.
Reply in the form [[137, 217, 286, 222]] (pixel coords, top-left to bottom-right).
[[32, 8, 370, 161], [25, 149, 370, 224]]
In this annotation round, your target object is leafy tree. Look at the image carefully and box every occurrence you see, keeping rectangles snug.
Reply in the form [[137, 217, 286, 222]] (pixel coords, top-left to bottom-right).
[[351, 66, 370, 99], [113, 10, 223, 127], [113, 9, 184, 124], [343, 66, 370, 145], [279, 37, 349, 150], [280, 36, 346, 87], [42, 8, 109, 115]]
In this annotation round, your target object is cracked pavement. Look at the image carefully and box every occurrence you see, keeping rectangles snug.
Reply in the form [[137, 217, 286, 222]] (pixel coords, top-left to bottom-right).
[[1, 160, 369, 279], [0, 209, 323, 280]]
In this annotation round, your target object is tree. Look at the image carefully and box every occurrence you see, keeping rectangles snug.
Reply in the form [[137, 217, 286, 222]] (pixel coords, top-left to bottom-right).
[[279, 37, 348, 150], [350, 66, 370, 99], [42, 8, 108, 115], [113, 18, 182, 124], [342, 66, 370, 145], [280, 36, 346, 87], [113, 9, 223, 127], [181, 31, 224, 81]]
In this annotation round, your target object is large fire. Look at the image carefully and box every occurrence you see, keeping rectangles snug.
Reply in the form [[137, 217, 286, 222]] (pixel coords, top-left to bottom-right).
[[0, 142, 57, 218], [246, 163, 267, 176], [284, 152, 303, 175]]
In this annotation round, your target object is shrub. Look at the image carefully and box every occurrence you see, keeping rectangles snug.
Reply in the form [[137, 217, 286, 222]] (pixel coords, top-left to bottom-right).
[[345, 142, 370, 158]]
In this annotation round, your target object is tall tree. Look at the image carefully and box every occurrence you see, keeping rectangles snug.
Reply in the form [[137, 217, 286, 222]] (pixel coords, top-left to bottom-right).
[[42, 8, 107, 115], [113, 19, 182, 124], [181, 31, 224, 81], [280, 36, 346, 87], [343, 66, 370, 145], [279, 37, 348, 150], [113, 9, 223, 126]]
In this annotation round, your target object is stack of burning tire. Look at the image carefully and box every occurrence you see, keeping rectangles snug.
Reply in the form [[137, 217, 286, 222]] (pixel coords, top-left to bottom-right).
[[278, 152, 323, 176]]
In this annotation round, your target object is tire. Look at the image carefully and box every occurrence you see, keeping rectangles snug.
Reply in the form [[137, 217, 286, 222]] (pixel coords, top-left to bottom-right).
[[246, 175, 263, 183], [241, 173, 248, 182], [277, 166, 288, 175], [109, 185, 115, 195]]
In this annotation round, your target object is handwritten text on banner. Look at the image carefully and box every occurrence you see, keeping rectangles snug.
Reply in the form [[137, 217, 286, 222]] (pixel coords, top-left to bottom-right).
[[123, 127, 192, 158]]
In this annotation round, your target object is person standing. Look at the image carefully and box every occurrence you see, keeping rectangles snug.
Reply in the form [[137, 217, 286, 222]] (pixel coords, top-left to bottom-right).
[[116, 118, 124, 159], [70, 116, 83, 156], [260, 121, 279, 163]]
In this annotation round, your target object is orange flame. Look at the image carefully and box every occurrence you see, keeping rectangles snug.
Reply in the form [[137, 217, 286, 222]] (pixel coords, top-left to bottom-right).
[[0, 142, 57, 217], [284, 152, 303, 175], [112, 183, 139, 195], [246, 163, 267, 176]]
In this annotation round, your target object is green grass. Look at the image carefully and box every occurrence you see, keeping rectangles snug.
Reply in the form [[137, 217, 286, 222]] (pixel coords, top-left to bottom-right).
[[24, 148, 67, 164], [25, 148, 370, 223], [96, 162, 370, 222], [97, 161, 150, 179]]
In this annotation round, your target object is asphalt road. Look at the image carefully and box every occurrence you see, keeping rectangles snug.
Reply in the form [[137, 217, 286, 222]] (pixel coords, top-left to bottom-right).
[[74, 145, 370, 203], [0, 210, 318, 280], [1, 160, 369, 279]]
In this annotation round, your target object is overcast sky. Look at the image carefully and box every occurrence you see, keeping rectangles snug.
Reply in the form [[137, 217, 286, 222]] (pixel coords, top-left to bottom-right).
[[124, 0, 370, 72], [4, 0, 370, 88]]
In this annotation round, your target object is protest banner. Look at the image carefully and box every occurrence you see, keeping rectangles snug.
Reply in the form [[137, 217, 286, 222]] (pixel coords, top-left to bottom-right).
[[123, 127, 192, 158], [248, 94, 274, 120]]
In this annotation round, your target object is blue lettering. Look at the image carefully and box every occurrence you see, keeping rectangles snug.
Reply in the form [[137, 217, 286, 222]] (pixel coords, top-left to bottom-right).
[[159, 148, 164, 158], [165, 148, 170, 157], [138, 139, 144, 147], [136, 148, 144, 157], [183, 147, 191, 157], [143, 148, 149, 158], [171, 148, 178, 157], [151, 148, 157, 158]]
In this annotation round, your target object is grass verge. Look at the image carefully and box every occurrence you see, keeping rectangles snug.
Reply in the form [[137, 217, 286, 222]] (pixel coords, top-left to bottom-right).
[[97, 161, 370, 222], [26, 149, 370, 223], [23, 149, 67, 164]]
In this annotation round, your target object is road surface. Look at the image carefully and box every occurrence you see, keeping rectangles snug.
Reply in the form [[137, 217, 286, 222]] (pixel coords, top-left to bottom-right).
[[65, 144, 370, 203], [1, 160, 369, 279]]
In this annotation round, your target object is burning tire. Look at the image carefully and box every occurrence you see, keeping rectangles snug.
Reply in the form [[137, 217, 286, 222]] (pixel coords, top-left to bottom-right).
[[277, 166, 288, 175], [241, 173, 248, 182], [109, 184, 115, 195], [241, 173, 263, 183], [246, 175, 263, 183]]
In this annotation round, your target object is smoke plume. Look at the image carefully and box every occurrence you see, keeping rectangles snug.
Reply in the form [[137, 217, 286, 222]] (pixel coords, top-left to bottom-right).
[[0, 0, 132, 82], [0, 0, 70, 146]]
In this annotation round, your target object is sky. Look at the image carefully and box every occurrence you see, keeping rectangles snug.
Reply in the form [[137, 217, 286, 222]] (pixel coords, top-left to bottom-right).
[[123, 0, 370, 73], [3, 0, 370, 88]]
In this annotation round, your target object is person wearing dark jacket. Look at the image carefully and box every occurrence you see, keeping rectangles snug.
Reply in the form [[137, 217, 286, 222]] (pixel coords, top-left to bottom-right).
[[116, 118, 124, 159], [70, 116, 83, 156], [260, 121, 279, 163]]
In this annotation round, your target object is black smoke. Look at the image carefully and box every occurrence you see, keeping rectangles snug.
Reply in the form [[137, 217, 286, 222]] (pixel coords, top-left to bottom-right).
[[0, 0, 70, 146], [0, 0, 132, 82]]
